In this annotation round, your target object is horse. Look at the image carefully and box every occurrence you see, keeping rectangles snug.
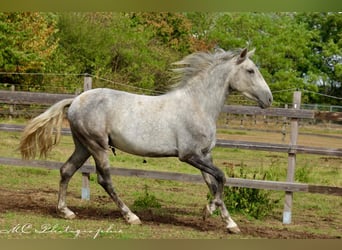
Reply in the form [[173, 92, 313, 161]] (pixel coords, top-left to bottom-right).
[[19, 48, 272, 234]]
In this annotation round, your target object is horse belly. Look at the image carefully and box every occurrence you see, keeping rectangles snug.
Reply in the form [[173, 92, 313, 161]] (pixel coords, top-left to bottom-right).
[[112, 133, 178, 157], [109, 122, 178, 157]]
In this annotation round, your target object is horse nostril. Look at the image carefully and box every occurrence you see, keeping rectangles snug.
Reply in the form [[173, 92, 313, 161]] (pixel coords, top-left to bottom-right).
[[268, 95, 273, 103]]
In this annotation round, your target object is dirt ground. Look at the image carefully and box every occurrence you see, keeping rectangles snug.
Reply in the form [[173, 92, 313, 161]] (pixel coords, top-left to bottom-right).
[[0, 187, 340, 239]]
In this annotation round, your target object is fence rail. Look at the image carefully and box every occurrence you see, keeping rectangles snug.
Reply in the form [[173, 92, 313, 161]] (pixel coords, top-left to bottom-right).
[[222, 105, 342, 121], [0, 157, 340, 196], [0, 90, 75, 105], [216, 139, 342, 157]]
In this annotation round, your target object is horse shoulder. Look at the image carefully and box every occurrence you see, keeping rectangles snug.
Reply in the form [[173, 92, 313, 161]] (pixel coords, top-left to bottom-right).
[[175, 100, 216, 157]]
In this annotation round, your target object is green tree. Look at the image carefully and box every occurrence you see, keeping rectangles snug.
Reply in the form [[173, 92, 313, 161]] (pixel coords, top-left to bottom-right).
[[185, 12, 219, 51], [295, 12, 342, 105], [0, 12, 58, 88], [54, 12, 116, 75], [130, 12, 193, 53], [53, 12, 181, 93]]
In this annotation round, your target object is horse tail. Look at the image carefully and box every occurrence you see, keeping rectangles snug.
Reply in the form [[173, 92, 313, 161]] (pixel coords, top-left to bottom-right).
[[19, 98, 75, 160]]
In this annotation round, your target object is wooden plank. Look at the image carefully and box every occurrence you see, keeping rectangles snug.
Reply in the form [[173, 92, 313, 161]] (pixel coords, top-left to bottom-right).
[[216, 139, 289, 153], [0, 157, 341, 196], [0, 110, 45, 117], [0, 123, 24, 132], [0, 90, 75, 105], [108, 167, 203, 183], [308, 185, 342, 196], [0, 123, 72, 135], [216, 139, 342, 157], [295, 145, 342, 156], [222, 105, 315, 119], [314, 111, 342, 122], [0, 157, 62, 170], [225, 178, 308, 192]]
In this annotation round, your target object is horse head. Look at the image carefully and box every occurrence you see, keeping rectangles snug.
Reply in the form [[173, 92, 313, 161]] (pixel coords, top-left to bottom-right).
[[228, 48, 273, 109]]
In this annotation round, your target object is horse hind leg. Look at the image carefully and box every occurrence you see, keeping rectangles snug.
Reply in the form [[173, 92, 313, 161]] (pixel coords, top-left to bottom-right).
[[57, 137, 91, 219], [186, 154, 241, 234], [92, 147, 141, 225]]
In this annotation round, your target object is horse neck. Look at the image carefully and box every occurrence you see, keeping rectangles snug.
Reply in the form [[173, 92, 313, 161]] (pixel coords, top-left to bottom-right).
[[181, 63, 232, 122]]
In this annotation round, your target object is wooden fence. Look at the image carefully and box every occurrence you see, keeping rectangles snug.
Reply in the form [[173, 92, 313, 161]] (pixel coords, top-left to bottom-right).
[[0, 78, 341, 225]]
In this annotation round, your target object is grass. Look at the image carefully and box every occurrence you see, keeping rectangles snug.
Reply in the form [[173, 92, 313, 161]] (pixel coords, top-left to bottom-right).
[[0, 118, 341, 238]]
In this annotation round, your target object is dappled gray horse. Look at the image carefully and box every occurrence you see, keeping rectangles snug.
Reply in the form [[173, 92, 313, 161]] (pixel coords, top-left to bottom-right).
[[19, 48, 272, 233]]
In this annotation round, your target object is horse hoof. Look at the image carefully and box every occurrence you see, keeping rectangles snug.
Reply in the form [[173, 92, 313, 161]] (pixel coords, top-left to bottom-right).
[[57, 208, 76, 219], [65, 213, 76, 220], [202, 204, 211, 221], [125, 213, 142, 225], [129, 217, 142, 225], [227, 226, 241, 234]]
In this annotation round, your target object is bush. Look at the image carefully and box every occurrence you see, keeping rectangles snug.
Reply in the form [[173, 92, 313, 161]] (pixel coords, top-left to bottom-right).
[[209, 168, 279, 219], [132, 185, 162, 210]]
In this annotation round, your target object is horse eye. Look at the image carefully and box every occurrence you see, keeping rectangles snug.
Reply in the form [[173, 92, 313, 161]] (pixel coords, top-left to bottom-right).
[[247, 69, 255, 74]]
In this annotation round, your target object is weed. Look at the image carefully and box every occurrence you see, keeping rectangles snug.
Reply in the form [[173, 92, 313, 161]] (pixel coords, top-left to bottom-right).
[[132, 185, 161, 210], [295, 165, 311, 183]]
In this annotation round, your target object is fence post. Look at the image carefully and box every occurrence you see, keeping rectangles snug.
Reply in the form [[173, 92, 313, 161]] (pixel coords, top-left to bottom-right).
[[9, 84, 15, 119], [283, 91, 301, 224], [281, 104, 288, 142], [81, 74, 92, 201]]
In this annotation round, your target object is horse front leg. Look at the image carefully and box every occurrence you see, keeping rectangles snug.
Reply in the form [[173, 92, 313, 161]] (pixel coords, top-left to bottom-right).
[[186, 154, 241, 234]]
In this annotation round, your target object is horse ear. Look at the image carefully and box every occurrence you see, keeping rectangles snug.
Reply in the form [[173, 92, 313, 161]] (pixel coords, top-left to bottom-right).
[[214, 46, 226, 54], [237, 48, 248, 64], [247, 48, 256, 57]]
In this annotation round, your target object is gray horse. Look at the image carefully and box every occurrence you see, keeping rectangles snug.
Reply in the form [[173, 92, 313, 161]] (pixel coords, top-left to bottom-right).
[[19, 48, 272, 234]]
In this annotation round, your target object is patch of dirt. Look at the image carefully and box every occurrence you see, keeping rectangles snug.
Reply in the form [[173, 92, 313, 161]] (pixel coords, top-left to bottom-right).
[[0, 188, 57, 216], [0, 188, 340, 239]]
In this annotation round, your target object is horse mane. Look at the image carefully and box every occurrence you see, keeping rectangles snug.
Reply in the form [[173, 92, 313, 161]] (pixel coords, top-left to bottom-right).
[[171, 48, 243, 89]]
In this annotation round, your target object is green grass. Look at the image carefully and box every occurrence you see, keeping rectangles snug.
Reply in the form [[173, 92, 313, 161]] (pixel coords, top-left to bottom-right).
[[216, 129, 248, 135]]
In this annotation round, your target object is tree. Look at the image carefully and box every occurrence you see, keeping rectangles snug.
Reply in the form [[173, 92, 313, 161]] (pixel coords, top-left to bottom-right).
[[185, 12, 219, 51], [52, 13, 182, 93], [54, 12, 116, 75], [130, 12, 194, 53], [295, 12, 342, 105], [0, 12, 58, 88]]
